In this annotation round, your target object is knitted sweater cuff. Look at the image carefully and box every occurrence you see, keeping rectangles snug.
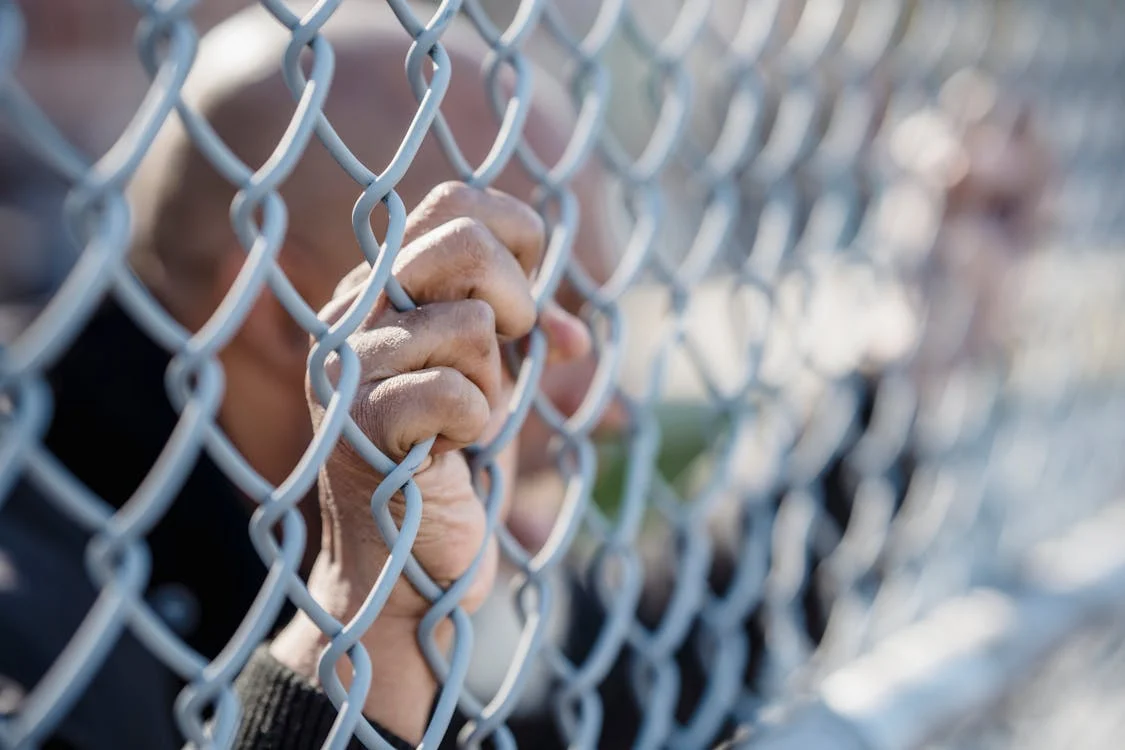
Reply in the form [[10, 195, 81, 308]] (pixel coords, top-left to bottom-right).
[[233, 645, 414, 750]]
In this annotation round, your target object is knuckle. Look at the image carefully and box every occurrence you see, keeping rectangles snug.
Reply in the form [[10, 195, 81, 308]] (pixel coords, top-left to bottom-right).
[[434, 368, 489, 430], [457, 298, 497, 338], [428, 181, 474, 212], [446, 217, 495, 274], [397, 303, 432, 333], [318, 292, 353, 327], [434, 366, 468, 405], [447, 215, 492, 247], [335, 262, 369, 297]]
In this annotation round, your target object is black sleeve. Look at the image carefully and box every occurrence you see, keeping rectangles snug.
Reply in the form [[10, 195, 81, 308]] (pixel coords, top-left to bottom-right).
[[232, 646, 414, 750]]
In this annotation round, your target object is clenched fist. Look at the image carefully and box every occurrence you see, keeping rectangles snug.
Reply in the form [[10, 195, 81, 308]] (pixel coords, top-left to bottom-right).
[[271, 182, 590, 741]]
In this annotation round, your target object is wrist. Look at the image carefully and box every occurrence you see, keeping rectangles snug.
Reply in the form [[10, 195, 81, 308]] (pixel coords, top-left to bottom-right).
[[270, 556, 447, 743]]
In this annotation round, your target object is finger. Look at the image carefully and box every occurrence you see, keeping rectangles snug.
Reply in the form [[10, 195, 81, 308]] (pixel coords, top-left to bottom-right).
[[392, 217, 537, 339], [318, 263, 388, 330], [512, 301, 592, 366], [333, 262, 373, 300], [355, 366, 490, 462], [404, 182, 546, 276], [540, 301, 591, 365], [352, 300, 503, 405], [329, 184, 546, 319]]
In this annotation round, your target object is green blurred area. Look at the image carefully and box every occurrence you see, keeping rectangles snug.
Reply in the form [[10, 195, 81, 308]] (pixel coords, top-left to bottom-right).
[[591, 401, 720, 517]]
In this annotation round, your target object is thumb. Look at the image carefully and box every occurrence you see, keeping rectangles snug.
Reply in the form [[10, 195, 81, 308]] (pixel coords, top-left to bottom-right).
[[540, 301, 591, 365], [514, 301, 592, 365]]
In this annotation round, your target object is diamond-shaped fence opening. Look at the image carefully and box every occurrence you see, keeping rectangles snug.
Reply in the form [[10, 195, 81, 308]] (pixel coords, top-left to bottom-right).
[[2, 0, 1125, 748]]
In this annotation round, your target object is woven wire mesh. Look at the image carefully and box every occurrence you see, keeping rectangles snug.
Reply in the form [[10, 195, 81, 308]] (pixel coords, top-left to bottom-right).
[[2, 0, 1125, 748]]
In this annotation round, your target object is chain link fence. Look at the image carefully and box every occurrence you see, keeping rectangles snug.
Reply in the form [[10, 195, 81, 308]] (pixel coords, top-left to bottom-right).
[[2, 0, 1125, 748]]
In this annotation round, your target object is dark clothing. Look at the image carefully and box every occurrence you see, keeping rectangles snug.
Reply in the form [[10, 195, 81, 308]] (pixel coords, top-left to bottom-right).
[[41, 300, 270, 659], [0, 301, 282, 749], [234, 648, 412, 750]]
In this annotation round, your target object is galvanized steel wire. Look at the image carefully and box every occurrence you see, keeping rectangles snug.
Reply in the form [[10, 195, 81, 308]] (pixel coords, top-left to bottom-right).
[[2, 0, 1125, 748]]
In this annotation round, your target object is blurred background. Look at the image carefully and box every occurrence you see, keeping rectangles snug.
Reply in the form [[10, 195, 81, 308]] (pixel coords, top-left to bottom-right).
[[0, 0, 242, 336], [5, 1, 1125, 747]]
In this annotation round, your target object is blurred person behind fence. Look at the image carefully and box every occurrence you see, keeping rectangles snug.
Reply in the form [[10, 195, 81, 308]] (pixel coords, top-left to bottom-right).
[[0, 3, 614, 748]]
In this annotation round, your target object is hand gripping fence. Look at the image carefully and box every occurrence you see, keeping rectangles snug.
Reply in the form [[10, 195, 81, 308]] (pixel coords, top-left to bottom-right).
[[2, 1, 1125, 749]]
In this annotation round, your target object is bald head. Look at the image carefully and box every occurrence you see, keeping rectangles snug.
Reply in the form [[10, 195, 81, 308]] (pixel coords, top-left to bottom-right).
[[130, 2, 612, 324]]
